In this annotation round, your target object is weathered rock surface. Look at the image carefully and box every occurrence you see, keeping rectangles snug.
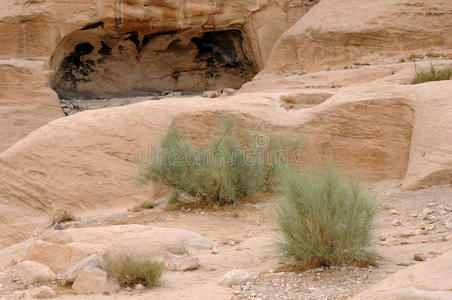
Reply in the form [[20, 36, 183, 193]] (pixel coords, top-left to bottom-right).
[[262, 0, 452, 75], [0, 0, 319, 169], [24, 240, 101, 274], [62, 254, 104, 286], [16, 261, 56, 286], [72, 266, 120, 295], [19, 225, 213, 277], [1, 61, 452, 248], [37, 231, 73, 245], [353, 250, 452, 300], [219, 269, 253, 287], [31, 286, 56, 299], [164, 252, 200, 271], [0, 0, 452, 253], [0, 60, 63, 152]]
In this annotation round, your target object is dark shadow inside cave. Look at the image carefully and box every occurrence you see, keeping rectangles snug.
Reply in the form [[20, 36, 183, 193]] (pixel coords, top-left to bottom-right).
[[51, 27, 258, 100]]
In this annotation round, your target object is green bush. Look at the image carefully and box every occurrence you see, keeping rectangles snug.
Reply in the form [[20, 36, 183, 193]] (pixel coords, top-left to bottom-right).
[[138, 116, 289, 207], [276, 165, 377, 269], [411, 65, 452, 84], [103, 254, 162, 288], [139, 200, 154, 209], [50, 209, 75, 225]]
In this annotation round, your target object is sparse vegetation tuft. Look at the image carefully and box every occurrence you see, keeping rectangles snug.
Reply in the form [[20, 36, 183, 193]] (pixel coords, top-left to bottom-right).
[[410, 65, 452, 84], [276, 165, 377, 270], [129, 200, 155, 212], [138, 116, 291, 207], [139, 200, 154, 209], [103, 254, 163, 288], [50, 209, 76, 225]]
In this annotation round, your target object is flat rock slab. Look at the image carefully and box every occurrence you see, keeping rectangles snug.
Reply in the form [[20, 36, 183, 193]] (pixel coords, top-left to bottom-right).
[[353, 250, 452, 299], [23, 225, 213, 275]]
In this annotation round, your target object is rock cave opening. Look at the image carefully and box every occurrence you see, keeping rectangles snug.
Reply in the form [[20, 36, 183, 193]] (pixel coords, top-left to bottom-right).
[[50, 26, 258, 108]]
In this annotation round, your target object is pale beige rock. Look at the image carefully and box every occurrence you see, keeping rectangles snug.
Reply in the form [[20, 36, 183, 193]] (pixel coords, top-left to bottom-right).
[[31, 286, 56, 299], [16, 261, 56, 286], [164, 252, 200, 271], [0, 60, 63, 152], [62, 254, 104, 286], [0, 0, 316, 63], [72, 266, 120, 295], [0, 0, 319, 184], [37, 231, 73, 245], [24, 240, 101, 274], [0, 76, 429, 248], [353, 250, 452, 299], [361, 288, 452, 300], [401, 80, 452, 189], [202, 91, 221, 98], [0, 0, 451, 251], [219, 269, 253, 287], [19, 225, 212, 277], [263, 0, 452, 75], [68, 225, 213, 258]]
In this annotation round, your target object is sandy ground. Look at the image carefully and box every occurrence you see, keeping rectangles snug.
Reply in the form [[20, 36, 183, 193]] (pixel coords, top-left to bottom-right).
[[1, 180, 451, 300]]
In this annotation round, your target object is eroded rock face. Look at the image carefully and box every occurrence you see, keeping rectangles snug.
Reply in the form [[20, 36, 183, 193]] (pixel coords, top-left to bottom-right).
[[0, 0, 319, 152], [51, 29, 257, 99], [262, 0, 452, 75], [0, 60, 63, 152]]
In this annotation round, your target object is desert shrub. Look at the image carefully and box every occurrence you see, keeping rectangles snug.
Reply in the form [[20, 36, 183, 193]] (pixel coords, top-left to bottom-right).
[[411, 65, 452, 84], [103, 254, 162, 288], [139, 200, 154, 209], [138, 116, 290, 207], [50, 209, 75, 225], [276, 165, 377, 269], [129, 200, 155, 212]]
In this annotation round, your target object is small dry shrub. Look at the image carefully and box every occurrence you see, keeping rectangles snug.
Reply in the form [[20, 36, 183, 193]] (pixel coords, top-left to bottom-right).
[[103, 254, 162, 288], [129, 200, 155, 212], [138, 116, 291, 207], [139, 200, 154, 209], [411, 65, 452, 84], [276, 164, 377, 270], [50, 209, 75, 225]]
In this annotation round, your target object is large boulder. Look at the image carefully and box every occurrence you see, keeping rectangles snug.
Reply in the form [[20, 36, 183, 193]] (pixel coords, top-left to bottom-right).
[[62, 254, 104, 285], [72, 266, 120, 295], [16, 261, 56, 286], [353, 250, 452, 299], [24, 240, 103, 274]]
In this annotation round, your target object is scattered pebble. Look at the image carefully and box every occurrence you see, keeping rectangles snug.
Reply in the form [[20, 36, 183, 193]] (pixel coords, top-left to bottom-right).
[[232, 266, 389, 300], [392, 220, 402, 226], [413, 254, 426, 261]]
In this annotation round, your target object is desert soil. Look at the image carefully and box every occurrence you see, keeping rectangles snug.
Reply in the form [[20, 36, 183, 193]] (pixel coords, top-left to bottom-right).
[[1, 180, 451, 300]]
